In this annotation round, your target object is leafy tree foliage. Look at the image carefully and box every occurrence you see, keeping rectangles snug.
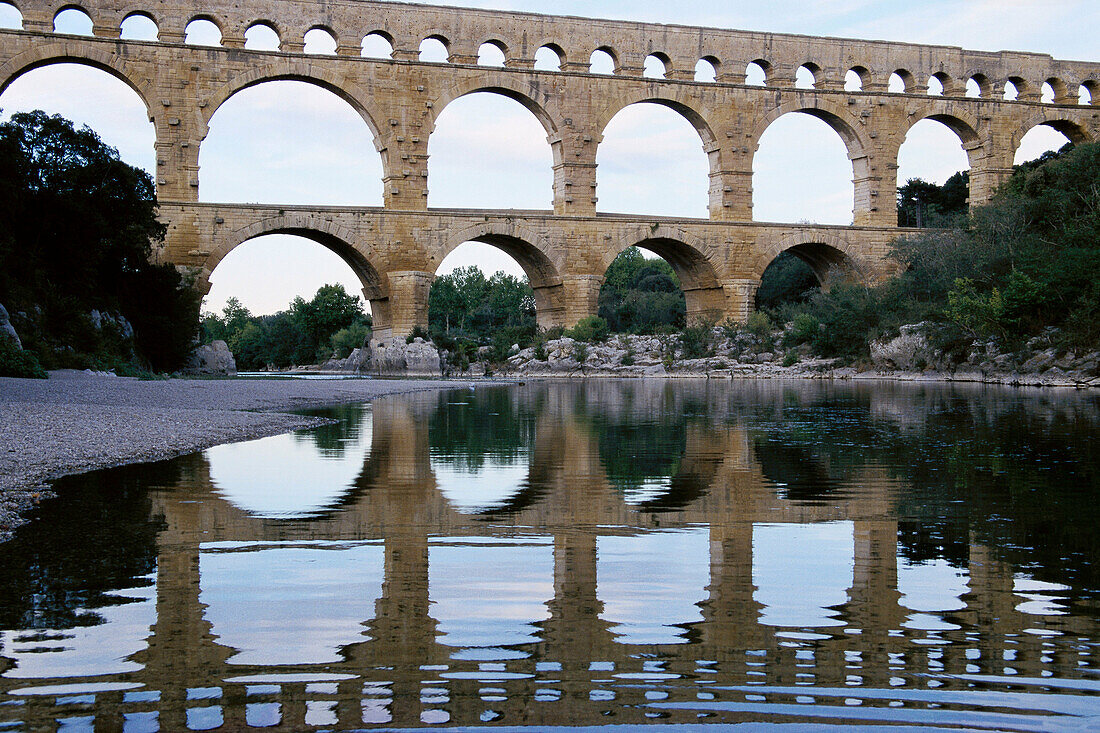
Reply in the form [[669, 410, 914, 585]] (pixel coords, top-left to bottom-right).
[[897, 171, 969, 227], [756, 251, 818, 310], [772, 141, 1099, 358], [428, 266, 536, 355], [597, 247, 685, 333], [0, 111, 198, 370], [200, 284, 369, 369]]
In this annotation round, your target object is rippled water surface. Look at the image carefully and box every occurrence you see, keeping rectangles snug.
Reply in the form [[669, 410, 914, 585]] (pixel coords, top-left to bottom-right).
[[2, 380, 1099, 731]]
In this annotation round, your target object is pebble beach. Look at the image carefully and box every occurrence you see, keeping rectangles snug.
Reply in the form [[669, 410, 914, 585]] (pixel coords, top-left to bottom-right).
[[0, 371, 479, 540]]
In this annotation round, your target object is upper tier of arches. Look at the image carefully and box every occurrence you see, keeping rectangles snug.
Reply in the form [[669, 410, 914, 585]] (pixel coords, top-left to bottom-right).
[[5, 0, 1095, 106]]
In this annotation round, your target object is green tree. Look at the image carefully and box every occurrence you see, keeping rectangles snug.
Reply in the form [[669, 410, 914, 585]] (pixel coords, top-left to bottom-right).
[[597, 247, 685, 333], [0, 111, 197, 371], [428, 266, 536, 352], [897, 171, 969, 227]]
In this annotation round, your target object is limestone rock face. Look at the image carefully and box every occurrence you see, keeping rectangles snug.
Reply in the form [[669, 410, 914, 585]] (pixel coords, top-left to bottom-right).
[[870, 324, 937, 371], [184, 340, 237, 376], [0, 303, 21, 350], [367, 337, 441, 376]]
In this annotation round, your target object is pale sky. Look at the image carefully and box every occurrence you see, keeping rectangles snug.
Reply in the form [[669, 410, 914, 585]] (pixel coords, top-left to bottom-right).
[[0, 0, 1093, 315]]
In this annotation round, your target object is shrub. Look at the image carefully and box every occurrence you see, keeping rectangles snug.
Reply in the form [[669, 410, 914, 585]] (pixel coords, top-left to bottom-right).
[[406, 324, 430, 343], [782, 352, 799, 368], [331, 321, 372, 358], [679, 319, 716, 359], [784, 312, 820, 346], [573, 341, 589, 364], [746, 311, 772, 338], [0, 340, 47, 379], [566, 316, 609, 343]]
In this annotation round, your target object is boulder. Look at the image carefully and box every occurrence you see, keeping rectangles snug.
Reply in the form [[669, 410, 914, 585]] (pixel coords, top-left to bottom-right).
[[367, 337, 441, 376], [184, 340, 237, 376], [0, 303, 21, 350], [870, 324, 937, 371]]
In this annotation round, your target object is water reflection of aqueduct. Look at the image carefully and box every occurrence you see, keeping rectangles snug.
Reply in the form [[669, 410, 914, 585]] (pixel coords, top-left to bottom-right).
[[2, 0, 1099, 336], [3, 384, 1091, 729]]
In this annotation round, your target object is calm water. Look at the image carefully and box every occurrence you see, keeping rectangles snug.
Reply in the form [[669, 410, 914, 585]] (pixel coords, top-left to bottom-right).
[[1, 380, 1099, 731]]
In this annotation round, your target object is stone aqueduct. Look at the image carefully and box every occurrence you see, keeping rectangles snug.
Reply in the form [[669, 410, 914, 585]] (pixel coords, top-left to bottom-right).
[[1, 0, 1098, 337]]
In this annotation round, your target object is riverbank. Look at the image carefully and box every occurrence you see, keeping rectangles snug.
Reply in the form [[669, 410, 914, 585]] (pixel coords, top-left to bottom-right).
[[0, 371, 482, 540]]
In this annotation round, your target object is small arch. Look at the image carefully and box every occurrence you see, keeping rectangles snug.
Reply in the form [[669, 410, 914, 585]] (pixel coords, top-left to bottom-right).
[[889, 70, 914, 93], [119, 12, 157, 41], [927, 72, 951, 96], [53, 6, 93, 36], [796, 63, 822, 90], [590, 47, 616, 75], [244, 22, 280, 51], [1041, 81, 1055, 104], [304, 26, 337, 55], [1081, 81, 1097, 106], [1004, 76, 1031, 101], [477, 40, 506, 67], [746, 60, 769, 86], [966, 74, 989, 98], [185, 17, 222, 47], [361, 31, 393, 59], [1044, 77, 1069, 104], [534, 44, 563, 71], [419, 35, 449, 63], [644, 53, 669, 80], [845, 67, 869, 92], [0, 2, 21, 30], [695, 57, 718, 83]]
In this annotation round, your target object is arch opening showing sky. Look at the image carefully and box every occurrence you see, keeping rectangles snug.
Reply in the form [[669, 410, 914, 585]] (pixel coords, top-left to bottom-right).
[[2, 0, 1093, 315]]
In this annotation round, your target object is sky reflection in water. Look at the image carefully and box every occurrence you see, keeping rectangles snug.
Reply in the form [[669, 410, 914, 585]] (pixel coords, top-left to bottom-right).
[[1, 380, 1099, 730]]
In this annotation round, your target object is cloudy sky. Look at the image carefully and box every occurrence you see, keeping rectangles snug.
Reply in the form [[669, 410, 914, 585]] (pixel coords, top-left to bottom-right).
[[0, 0, 1094, 315]]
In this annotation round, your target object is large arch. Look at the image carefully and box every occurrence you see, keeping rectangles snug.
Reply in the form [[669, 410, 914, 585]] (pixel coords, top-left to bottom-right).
[[430, 76, 561, 140], [198, 215, 384, 306], [198, 77, 385, 205], [896, 111, 979, 222], [1009, 113, 1092, 156], [602, 226, 724, 322], [436, 222, 565, 329], [750, 230, 870, 285], [751, 103, 869, 225], [426, 84, 557, 210], [0, 41, 156, 116], [202, 60, 386, 149], [595, 94, 719, 218]]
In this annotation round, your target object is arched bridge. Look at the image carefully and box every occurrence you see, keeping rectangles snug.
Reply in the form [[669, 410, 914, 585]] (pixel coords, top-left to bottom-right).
[[2, 0, 1097, 337]]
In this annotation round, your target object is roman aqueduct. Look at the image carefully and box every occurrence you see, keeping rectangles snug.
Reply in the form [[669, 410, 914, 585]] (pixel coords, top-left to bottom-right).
[[1, 0, 1098, 337]]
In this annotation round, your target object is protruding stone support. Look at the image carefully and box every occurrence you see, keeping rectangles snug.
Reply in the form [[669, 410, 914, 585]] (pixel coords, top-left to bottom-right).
[[532, 281, 567, 330], [382, 270, 433, 339], [704, 522, 763, 664], [722, 278, 760, 322], [553, 161, 598, 216], [711, 168, 754, 221]]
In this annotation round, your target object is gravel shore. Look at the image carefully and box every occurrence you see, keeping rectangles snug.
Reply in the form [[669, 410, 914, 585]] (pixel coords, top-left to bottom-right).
[[0, 371, 481, 541]]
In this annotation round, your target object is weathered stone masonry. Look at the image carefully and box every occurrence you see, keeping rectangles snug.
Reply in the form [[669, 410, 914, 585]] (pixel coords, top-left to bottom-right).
[[2, 0, 1098, 337]]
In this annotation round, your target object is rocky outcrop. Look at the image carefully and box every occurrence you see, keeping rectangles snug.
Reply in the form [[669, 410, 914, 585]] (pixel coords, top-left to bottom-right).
[[183, 340, 237, 376], [364, 337, 442, 376], [0, 303, 20, 350], [870, 324, 940, 371]]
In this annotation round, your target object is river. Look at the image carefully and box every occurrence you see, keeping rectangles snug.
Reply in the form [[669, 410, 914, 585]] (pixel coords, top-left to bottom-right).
[[1, 380, 1098, 730]]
